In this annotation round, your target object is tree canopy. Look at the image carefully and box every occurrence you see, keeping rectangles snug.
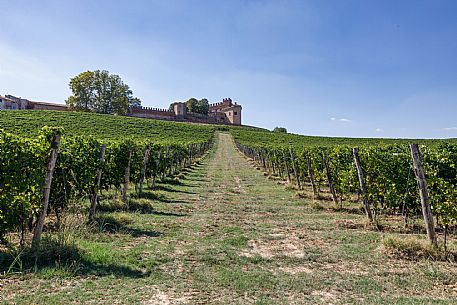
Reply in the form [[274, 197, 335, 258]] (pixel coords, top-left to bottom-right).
[[169, 98, 210, 115], [66, 70, 141, 115], [273, 127, 287, 133], [186, 98, 209, 115]]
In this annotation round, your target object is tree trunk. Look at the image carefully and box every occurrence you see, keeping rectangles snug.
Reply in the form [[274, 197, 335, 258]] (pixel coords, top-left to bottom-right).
[[89, 144, 106, 221], [32, 134, 61, 248], [410, 144, 437, 247], [352, 148, 373, 221]]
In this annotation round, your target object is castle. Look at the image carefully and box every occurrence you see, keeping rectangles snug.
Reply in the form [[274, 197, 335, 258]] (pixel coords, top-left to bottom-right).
[[1, 94, 242, 126], [128, 98, 242, 125]]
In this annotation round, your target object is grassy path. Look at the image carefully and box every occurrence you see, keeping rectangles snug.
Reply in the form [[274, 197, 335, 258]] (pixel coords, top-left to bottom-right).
[[1, 132, 457, 304]]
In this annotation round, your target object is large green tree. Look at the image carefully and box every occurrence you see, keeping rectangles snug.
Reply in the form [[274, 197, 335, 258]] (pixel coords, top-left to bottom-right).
[[66, 70, 141, 115], [186, 98, 199, 113], [196, 98, 209, 115], [185, 98, 209, 115]]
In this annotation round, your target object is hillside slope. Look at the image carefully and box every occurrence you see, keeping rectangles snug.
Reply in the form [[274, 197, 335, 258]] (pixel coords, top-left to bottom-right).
[[0, 110, 215, 143]]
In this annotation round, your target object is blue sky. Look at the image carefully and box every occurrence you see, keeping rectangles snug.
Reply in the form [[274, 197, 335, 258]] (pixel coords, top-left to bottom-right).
[[1, 0, 456, 138]]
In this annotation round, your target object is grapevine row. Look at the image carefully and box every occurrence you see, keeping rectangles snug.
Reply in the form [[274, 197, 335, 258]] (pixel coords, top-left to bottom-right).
[[235, 137, 457, 245], [0, 127, 212, 245]]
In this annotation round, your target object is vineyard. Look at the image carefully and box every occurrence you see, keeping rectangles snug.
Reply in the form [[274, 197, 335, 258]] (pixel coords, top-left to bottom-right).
[[0, 110, 216, 141], [0, 111, 214, 251], [1, 111, 457, 303], [232, 127, 457, 251]]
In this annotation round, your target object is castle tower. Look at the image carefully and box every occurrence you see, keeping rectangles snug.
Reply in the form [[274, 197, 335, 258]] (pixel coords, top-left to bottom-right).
[[208, 98, 242, 125], [173, 102, 187, 117], [224, 103, 242, 125]]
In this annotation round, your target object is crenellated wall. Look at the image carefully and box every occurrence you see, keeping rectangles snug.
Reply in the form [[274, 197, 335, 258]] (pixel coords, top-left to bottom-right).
[[127, 105, 235, 125], [128, 107, 175, 119]]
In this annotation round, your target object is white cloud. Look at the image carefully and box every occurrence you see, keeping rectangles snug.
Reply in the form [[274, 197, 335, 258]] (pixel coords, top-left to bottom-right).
[[375, 128, 384, 132], [330, 117, 352, 123], [442, 127, 457, 131]]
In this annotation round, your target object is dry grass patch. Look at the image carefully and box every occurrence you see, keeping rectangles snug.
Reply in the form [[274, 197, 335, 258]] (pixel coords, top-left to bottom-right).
[[141, 286, 198, 305], [334, 219, 365, 230], [382, 235, 456, 261], [239, 233, 305, 259]]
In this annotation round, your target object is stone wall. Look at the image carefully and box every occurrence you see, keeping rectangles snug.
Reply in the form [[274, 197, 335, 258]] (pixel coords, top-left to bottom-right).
[[128, 107, 175, 120], [31, 102, 69, 111], [128, 106, 232, 125]]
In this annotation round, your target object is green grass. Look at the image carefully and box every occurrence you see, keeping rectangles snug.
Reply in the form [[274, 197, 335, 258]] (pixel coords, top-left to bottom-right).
[[1, 132, 457, 304]]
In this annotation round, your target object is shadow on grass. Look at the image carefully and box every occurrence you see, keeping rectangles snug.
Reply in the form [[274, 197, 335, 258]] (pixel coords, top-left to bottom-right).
[[93, 214, 163, 238], [96, 201, 187, 217], [158, 178, 186, 186], [328, 206, 365, 215], [0, 238, 149, 278], [153, 184, 196, 194], [98, 194, 189, 212]]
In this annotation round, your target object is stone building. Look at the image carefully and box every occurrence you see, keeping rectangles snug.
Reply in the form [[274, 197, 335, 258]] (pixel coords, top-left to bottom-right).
[[0, 95, 19, 110], [0, 94, 68, 111], [208, 98, 242, 125]]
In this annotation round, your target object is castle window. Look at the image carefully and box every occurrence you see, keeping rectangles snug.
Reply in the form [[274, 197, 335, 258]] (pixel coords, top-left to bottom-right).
[[234, 111, 237, 115]]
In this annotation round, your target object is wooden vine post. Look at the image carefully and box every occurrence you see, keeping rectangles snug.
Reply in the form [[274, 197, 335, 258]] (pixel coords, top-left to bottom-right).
[[187, 144, 191, 166], [261, 148, 267, 170], [271, 151, 276, 175], [410, 144, 437, 247], [168, 148, 174, 176], [89, 144, 106, 221], [282, 149, 291, 182], [122, 149, 132, 203], [289, 147, 301, 189], [274, 149, 282, 178], [306, 152, 318, 198], [352, 148, 373, 221], [32, 133, 61, 248], [162, 146, 169, 180], [139, 145, 150, 195], [152, 150, 161, 190], [322, 154, 338, 204]]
